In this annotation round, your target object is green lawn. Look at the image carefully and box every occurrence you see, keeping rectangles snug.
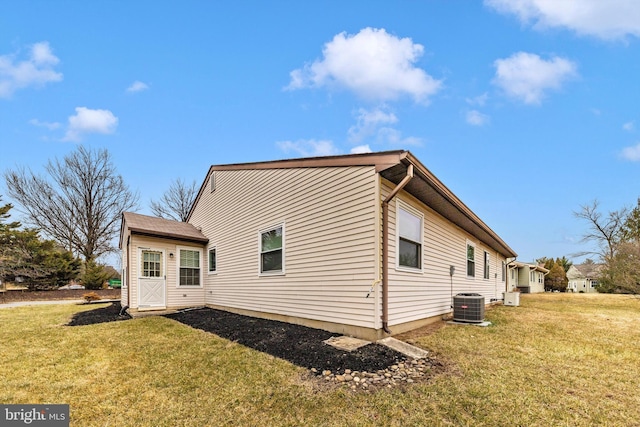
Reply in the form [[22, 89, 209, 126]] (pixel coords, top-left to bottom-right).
[[1, 294, 639, 426]]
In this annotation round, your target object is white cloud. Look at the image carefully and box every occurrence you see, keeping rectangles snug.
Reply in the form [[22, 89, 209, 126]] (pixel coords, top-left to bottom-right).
[[348, 107, 398, 143], [286, 27, 442, 103], [276, 139, 341, 157], [63, 107, 118, 142], [621, 143, 640, 161], [377, 128, 422, 147], [29, 118, 61, 130], [0, 41, 62, 98], [466, 110, 490, 126], [465, 92, 489, 106], [485, 0, 640, 40], [623, 121, 635, 132], [493, 52, 577, 105], [350, 145, 373, 154], [126, 80, 149, 93]]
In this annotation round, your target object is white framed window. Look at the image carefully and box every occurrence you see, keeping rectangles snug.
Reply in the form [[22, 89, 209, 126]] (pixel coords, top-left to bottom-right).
[[260, 223, 285, 275], [210, 173, 216, 192], [142, 250, 162, 278], [208, 246, 217, 274], [501, 261, 506, 282], [483, 251, 490, 280], [177, 247, 202, 287], [397, 202, 423, 272], [466, 242, 475, 278]]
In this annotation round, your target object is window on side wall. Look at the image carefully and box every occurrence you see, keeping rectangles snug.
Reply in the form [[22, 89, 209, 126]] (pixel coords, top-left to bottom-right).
[[260, 224, 284, 274], [466, 243, 475, 278], [397, 204, 423, 271], [501, 261, 506, 282], [483, 251, 490, 279], [208, 247, 217, 274], [179, 249, 201, 286]]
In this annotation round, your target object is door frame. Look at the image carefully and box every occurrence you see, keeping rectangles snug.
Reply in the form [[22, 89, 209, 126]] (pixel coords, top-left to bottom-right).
[[137, 247, 166, 310]]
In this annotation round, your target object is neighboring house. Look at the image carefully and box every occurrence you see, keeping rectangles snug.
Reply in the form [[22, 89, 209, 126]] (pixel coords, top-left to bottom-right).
[[120, 150, 517, 340], [566, 263, 602, 293], [507, 261, 549, 293]]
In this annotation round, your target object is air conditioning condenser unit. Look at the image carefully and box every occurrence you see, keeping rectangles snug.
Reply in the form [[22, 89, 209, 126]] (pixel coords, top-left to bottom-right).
[[452, 293, 485, 323]]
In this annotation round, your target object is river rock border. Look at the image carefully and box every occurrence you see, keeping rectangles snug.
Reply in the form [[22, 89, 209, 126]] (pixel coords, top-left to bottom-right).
[[311, 358, 439, 391]]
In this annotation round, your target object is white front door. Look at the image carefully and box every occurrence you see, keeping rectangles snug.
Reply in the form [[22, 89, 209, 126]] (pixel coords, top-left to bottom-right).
[[138, 249, 166, 310]]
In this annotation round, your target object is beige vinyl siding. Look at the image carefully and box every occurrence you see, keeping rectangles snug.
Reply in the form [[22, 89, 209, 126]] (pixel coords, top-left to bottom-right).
[[127, 235, 205, 309], [190, 166, 379, 328], [382, 179, 506, 327]]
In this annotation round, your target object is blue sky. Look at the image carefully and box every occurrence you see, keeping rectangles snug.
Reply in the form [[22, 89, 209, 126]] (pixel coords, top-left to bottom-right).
[[1, 1, 640, 264]]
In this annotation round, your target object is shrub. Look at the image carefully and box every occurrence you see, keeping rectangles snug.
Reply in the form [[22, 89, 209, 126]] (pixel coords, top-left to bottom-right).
[[83, 292, 101, 303]]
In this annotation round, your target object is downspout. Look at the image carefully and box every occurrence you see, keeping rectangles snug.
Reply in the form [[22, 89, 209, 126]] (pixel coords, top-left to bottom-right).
[[381, 163, 414, 334]]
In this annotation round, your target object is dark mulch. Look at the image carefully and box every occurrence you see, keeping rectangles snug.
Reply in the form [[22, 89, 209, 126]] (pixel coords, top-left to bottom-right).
[[1, 288, 120, 303], [64, 303, 409, 373], [166, 308, 407, 373], [67, 302, 131, 326]]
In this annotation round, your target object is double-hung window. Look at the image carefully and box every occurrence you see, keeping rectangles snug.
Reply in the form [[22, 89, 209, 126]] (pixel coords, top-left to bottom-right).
[[397, 204, 423, 271], [179, 249, 201, 286], [466, 243, 475, 277], [208, 247, 217, 274], [484, 251, 490, 280], [260, 224, 284, 274]]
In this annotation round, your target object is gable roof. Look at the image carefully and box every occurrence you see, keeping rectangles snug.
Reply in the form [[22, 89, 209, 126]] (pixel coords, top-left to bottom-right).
[[572, 263, 603, 278], [508, 261, 549, 274], [189, 150, 517, 258], [119, 212, 208, 248]]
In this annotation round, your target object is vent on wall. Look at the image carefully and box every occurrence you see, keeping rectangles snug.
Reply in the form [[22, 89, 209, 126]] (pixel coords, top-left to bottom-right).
[[452, 293, 485, 323]]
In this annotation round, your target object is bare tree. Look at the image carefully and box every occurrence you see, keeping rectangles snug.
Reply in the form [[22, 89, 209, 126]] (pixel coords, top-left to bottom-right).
[[150, 178, 198, 222], [573, 200, 628, 261], [4, 146, 138, 261]]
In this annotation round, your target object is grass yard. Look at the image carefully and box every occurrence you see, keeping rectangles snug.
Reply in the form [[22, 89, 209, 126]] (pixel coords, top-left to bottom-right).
[[1, 293, 639, 426]]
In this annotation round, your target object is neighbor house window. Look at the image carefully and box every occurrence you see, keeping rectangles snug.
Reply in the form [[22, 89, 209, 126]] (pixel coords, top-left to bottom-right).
[[208, 247, 217, 274], [260, 224, 284, 274], [483, 251, 490, 279], [142, 250, 162, 277], [530, 271, 535, 282], [501, 261, 506, 282], [466, 243, 475, 277], [179, 249, 201, 286], [397, 204, 423, 270]]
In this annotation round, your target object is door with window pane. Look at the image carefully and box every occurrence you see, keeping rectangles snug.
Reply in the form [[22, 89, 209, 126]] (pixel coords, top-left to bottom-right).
[[138, 249, 166, 309]]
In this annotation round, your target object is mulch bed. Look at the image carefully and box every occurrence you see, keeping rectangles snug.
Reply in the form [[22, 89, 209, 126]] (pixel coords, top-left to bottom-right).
[[1, 288, 120, 303], [66, 303, 408, 373], [67, 302, 131, 326], [166, 308, 407, 373]]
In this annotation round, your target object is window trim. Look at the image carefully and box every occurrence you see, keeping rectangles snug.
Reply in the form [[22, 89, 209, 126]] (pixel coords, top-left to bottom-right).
[[396, 201, 424, 273], [466, 241, 476, 278], [259, 223, 285, 276], [176, 246, 203, 288], [501, 261, 506, 282], [208, 246, 217, 275]]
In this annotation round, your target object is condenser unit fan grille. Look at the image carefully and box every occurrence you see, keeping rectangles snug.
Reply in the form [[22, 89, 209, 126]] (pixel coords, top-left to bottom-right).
[[452, 293, 485, 323]]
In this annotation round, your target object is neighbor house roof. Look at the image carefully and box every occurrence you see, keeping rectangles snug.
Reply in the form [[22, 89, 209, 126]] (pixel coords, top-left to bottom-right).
[[508, 261, 550, 274], [573, 263, 603, 278], [119, 212, 208, 248], [190, 150, 517, 258]]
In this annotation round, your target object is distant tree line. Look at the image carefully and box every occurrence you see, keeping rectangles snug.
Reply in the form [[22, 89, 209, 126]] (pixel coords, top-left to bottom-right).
[[2, 146, 132, 290], [574, 199, 640, 294], [536, 256, 572, 292], [1, 145, 199, 291]]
